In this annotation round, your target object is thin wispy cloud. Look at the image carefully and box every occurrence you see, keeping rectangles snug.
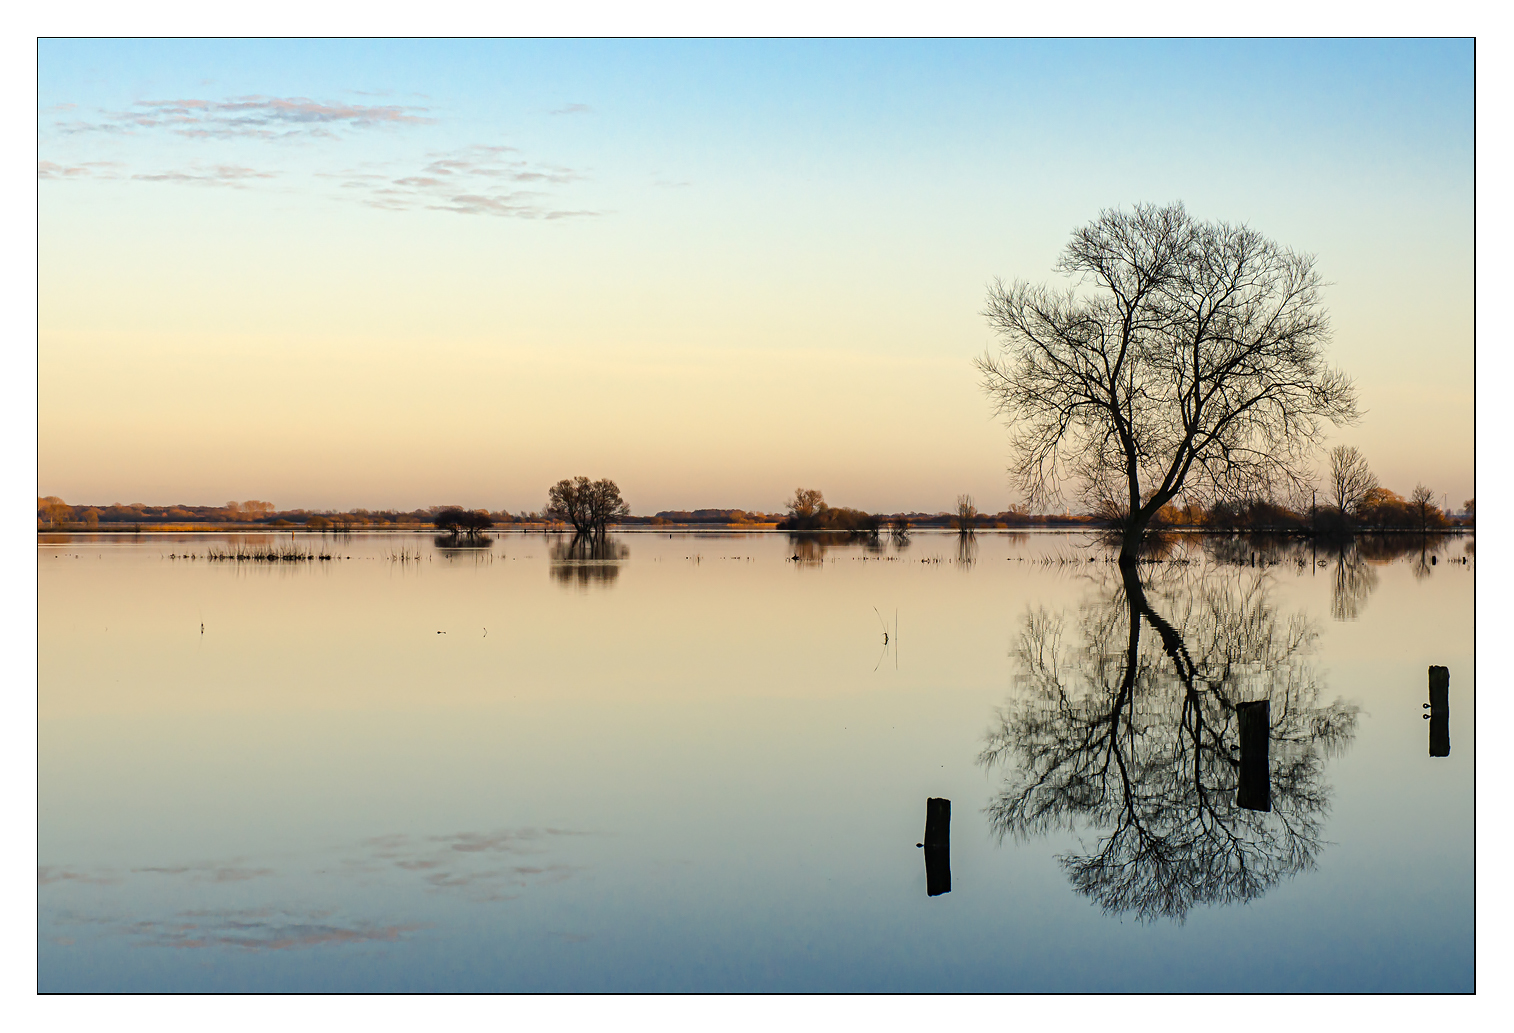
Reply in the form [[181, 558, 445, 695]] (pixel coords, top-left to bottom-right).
[[131, 164, 278, 188], [42, 158, 277, 191], [55, 95, 434, 140], [38, 160, 124, 180], [550, 103, 593, 116], [42, 114, 596, 217], [329, 145, 600, 220]]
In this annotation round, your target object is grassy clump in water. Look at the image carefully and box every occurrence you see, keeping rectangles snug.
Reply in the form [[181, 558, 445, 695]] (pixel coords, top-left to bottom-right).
[[205, 544, 331, 563]]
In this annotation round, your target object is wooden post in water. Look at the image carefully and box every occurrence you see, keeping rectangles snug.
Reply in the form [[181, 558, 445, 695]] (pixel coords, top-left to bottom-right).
[[924, 797, 951, 896], [1428, 665, 1450, 758], [1236, 701, 1271, 812]]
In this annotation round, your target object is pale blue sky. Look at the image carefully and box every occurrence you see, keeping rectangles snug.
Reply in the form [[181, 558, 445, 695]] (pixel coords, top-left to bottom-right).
[[38, 39, 1473, 512]]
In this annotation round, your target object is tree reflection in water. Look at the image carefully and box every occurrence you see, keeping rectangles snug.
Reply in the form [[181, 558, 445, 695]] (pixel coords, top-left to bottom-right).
[[434, 533, 494, 564], [1199, 533, 1458, 622], [1330, 541, 1378, 621], [786, 534, 829, 568], [980, 562, 1359, 922], [549, 534, 629, 589], [956, 531, 978, 569]]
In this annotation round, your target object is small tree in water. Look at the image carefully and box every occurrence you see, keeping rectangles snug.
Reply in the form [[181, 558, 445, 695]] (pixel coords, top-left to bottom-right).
[[977, 202, 1359, 565], [785, 488, 826, 529], [956, 494, 978, 532], [433, 507, 494, 538], [547, 477, 630, 537]]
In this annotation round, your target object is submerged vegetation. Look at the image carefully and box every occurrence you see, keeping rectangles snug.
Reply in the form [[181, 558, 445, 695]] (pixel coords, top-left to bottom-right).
[[203, 544, 332, 562]]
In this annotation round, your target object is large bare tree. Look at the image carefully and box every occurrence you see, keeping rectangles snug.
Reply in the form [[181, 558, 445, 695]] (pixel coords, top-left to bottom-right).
[[1328, 445, 1378, 516], [977, 203, 1359, 564]]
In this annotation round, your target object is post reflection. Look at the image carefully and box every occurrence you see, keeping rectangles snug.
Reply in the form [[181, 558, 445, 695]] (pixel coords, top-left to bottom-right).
[[548, 534, 629, 589], [979, 563, 1359, 922]]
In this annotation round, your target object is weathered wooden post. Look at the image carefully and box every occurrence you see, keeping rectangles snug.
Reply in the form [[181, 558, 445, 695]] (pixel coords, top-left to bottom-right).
[[924, 797, 951, 896], [1236, 701, 1272, 812], [1428, 665, 1450, 758]]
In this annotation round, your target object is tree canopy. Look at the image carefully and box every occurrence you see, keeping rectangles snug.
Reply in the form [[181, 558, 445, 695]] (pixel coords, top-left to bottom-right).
[[977, 202, 1359, 563], [432, 507, 494, 537], [546, 477, 629, 537]]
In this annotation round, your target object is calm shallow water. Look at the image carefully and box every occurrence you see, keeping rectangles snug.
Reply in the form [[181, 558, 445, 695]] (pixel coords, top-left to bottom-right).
[[37, 529, 1474, 992]]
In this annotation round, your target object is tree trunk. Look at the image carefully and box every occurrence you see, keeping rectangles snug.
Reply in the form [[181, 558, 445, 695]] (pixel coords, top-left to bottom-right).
[[1118, 515, 1149, 566]]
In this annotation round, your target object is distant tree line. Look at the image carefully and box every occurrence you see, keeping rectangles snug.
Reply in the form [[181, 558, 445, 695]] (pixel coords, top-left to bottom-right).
[[647, 509, 784, 525], [1163, 446, 1470, 534], [37, 453, 1471, 537], [1161, 491, 1470, 533], [35, 498, 550, 531]]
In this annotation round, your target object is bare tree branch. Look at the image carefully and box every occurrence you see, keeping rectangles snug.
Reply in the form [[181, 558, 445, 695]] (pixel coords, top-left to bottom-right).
[[977, 203, 1359, 563]]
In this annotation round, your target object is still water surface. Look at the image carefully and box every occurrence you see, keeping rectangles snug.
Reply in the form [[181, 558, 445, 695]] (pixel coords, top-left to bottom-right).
[[38, 530, 1473, 991]]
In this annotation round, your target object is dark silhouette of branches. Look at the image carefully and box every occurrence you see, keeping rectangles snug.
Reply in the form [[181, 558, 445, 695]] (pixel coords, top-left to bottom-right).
[[786, 488, 826, 527], [777, 488, 880, 535], [977, 202, 1359, 565], [1329, 541, 1379, 621], [956, 494, 978, 531], [1328, 445, 1378, 517], [980, 563, 1358, 922], [549, 534, 629, 589], [1409, 483, 1438, 532], [956, 532, 978, 568], [547, 477, 630, 537], [432, 507, 494, 538]]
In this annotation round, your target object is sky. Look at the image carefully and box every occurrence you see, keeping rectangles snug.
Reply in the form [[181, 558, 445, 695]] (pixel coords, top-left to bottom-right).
[[37, 38, 1474, 515]]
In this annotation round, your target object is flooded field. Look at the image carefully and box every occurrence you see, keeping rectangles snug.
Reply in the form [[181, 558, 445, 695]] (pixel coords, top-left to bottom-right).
[[37, 529, 1473, 991]]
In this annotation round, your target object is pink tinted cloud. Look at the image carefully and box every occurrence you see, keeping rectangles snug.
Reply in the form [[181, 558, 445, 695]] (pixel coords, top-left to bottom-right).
[[58, 95, 434, 139], [38, 160, 123, 180]]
